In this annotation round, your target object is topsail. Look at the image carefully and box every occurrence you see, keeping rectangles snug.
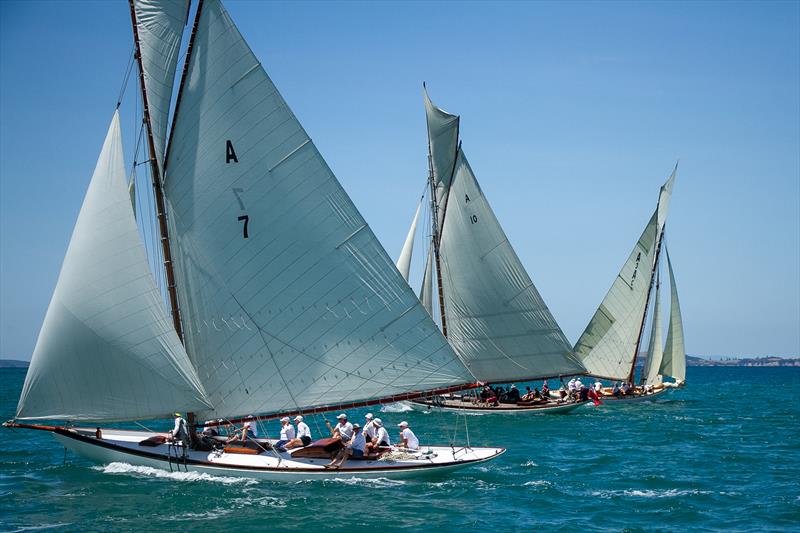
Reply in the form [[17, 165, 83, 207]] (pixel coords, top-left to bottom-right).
[[162, 0, 473, 421]]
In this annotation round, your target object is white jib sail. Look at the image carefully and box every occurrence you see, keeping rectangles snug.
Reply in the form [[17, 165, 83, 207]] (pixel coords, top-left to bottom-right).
[[423, 87, 459, 229], [660, 246, 686, 382], [419, 245, 434, 317], [396, 197, 423, 281], [163, 0, 474, 421], [132, 0, 189, 171], [641, 271, 664, 386], [573, 209, 660, 381], [16, 111, 210, 422], [438, 149, 585, 382]]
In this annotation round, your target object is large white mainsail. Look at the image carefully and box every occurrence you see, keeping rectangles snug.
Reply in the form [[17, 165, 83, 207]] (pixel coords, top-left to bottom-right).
[[641, 272, 664, 386], [436, 148, 584, 382], [396, 197, 423, 281], [162, 0, 474, 421], [574, 171, 676, 381], [130, 0, 189, 170], [660, 246, 686, 382], [16, 112, 210, 422]]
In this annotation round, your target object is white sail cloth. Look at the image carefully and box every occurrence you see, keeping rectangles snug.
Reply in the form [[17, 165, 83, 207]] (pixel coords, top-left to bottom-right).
[[423, 87, 459, 229], [641, 273, 664, 386], [163, 0, 473, 421], [437, 149, 585, 382], [16, 112, 210, 421], [419, 246, 434, 316], [132, 0, 189, 170], [396, 197, 422, 281], [661, 247, 686, 381]]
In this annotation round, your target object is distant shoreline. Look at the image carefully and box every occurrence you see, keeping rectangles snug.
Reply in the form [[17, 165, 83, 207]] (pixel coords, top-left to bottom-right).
[[2, 356, 799, 369]]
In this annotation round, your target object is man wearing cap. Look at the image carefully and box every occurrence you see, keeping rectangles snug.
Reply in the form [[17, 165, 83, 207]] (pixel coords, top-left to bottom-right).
[[275, 417, 296, 451], [226, 417, 258, 444], [325, 413, 353, 444], [326, 423, 366, 469], [286, 415, 312, 449], [363, 413, 377, 443], [169, 412, 189, 448], [397, 421, 419, 451], [366, 417, 390, 453]]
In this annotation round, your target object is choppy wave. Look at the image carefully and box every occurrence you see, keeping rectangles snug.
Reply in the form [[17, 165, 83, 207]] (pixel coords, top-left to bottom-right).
[[380, 402, 414, 413], [591, 488, 713, 499], [294, 476, 406, 487], [93, 462, 257, 485]]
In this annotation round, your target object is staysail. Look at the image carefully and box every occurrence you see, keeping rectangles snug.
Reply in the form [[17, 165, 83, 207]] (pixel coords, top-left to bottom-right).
[[396, 197, 423, 281], [420, 245, 435, 316], [574, 171, 676, 381], [130, 0, 189, 170], [436, 148, 585, 382], [424, 86, 459, 229], [641, 271, 664, 386], [163, 0, 474, 421], [16, 112, 210, 422], [660, 246, 686, 382]]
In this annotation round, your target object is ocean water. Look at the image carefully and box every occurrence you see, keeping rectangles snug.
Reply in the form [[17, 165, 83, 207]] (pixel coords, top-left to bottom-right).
[[1, 366, 799, 532]]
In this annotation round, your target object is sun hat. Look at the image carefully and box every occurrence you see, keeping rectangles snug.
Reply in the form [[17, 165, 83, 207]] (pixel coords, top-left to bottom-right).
[[398, 421, 409, 428], [280, 416, 290, 422], [336, 413, 347, 419], [294, 415, 304, 422], [365, 413, 374, 420], [373, 418, 382, 427]]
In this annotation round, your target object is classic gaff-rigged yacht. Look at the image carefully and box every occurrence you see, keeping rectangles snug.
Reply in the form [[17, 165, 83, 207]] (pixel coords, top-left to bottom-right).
[[572, 169, 687, 403], [397, 89, 588, 415], [4, 0, 505, 480]]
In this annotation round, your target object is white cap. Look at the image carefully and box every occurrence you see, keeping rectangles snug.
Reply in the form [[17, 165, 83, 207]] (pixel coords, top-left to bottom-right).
[[353, 423, 361, 429], [243, 421, 252, 427], [365, 413, 374, 420], [280, 416, 290, 423], [398, 421, 409, 428], [294, 415, 304, 422], [336, 413, 347, 419], [373, 418, 382, 427]]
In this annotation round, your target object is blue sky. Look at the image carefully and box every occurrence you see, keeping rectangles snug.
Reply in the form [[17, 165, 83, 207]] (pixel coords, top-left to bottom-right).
[[1, 0, 798, 360]]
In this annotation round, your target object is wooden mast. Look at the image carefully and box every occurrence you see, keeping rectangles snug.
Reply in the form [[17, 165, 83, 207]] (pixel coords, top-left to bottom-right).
[[128, 0, 184, 342], [428, 152, 449, 337], [628, 225, 666, 385]]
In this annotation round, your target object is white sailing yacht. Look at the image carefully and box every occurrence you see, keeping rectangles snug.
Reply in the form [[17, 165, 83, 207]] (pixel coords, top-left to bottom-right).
[[573, 167, 686, 402], [399, 88, 589, 414], [4, 0, 505, 480]]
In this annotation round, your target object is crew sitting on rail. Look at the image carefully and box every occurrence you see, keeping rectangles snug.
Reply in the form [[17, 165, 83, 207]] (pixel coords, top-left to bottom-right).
[[612, 382, 622, 396], [363, 413, 377, 443], [285, 415, 312, 449], [225, 418, 258, 444], [326, 413, 354, 444], [578, 384, 590, 401], [325, 423, 366, 469], [397, 421, 420, 451], [274, 416, 295, 451], [621, 382, 632, 396], [366, 418, 390, 453], [594, 379, 603, 393], [502, 384, 521, 404]]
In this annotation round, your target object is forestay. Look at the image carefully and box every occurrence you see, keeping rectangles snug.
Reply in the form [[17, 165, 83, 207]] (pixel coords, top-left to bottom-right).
[[419, 246, 434, 317], [660, 246, 686, 381], [16, 112, 210, 422], [163, 0, 473, 421], [437, 149, 585, 382], [131, 0, 189, 170], [641, 272, 664, 386], [424, 87, 459, 228]]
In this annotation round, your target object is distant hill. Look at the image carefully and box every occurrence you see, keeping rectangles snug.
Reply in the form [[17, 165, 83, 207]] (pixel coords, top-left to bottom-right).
[[0, 359, 29, 368], [636, 354, 799, 367]]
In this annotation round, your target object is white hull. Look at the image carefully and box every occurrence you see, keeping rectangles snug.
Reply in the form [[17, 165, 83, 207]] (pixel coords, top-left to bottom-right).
[[51, 427, 504, 481], [405, 399, 589, 415], [599, 386, 673, 404]]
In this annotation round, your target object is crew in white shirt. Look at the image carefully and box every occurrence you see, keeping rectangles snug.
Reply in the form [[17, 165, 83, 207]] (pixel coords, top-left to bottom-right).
[[363, 413, 377, 442], [366, 418, 390, 452], [326, 423, 367, 469], [286, 415, 312, 449], [397, 421, 419, 451], [275, 416, 296, 450], [593, 379, 603, 393], [326, 413, 354, 443]]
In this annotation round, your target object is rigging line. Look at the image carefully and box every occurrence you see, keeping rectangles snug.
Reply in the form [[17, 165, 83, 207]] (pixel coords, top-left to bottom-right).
[[116, 45, 136, 107]]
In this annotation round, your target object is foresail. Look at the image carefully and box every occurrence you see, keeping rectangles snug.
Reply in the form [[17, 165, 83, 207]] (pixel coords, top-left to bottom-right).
[[424, 87, 459, 229], [641, 272, 664, 386], [420, 245, 434, 317], [16, 111, 210, 422], [131, 0, 189, 170], [661, 247, 686, 381], [163, 0, 473, 421], [396, 197, 422, 281], [438, 149, 585, 382], [574, 209, 660, 381]]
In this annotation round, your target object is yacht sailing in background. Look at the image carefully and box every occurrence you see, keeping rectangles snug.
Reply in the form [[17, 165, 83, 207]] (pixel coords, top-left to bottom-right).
[[3, 0, 505, 480], [399, 87, 589, 414], [573, 169, 686, 402]]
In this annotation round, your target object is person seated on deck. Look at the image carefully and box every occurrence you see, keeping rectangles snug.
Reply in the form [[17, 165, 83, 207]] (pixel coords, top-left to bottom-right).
[[326, 423, 367, 469], [621, 382, 632, 396], [542, 380, 550, 397], [567, 378, 577, 398], [286, 415, 312, 449], [226, 418, 258, 444], [521, 386, 533, 401], [366, 418, 390, 453], [363, 413, 377, 443], [593, 379, 603, 394], [612, 382, 622, 397], [503, 384, 521, 404], [397, 421, 420, 451], [574, 378, 584, 394], [201, 420, 218, 437], [578, 384, 590, 401], [274, 417, 295, 451], [325, 413, 354, 444]]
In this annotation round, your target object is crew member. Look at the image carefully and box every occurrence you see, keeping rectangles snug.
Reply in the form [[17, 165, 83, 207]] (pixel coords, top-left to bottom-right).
[[397, 421, 419, 451]]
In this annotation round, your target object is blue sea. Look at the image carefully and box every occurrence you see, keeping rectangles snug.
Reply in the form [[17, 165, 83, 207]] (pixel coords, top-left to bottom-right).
[[1, 366, 799, 532]]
